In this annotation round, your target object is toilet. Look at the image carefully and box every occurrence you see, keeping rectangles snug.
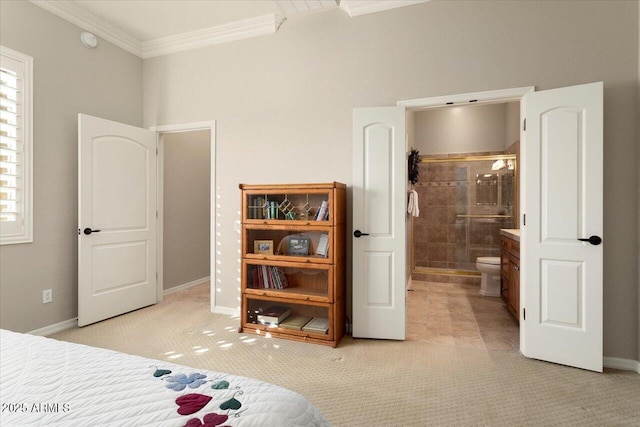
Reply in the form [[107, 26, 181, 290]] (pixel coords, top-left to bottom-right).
[[475, 257, 501, 297]]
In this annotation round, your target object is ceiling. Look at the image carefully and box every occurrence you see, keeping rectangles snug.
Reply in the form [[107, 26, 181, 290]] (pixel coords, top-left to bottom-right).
[[30, 0, 428, 58]]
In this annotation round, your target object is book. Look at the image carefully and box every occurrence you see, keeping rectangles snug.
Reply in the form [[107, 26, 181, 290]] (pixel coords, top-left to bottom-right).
[[302, 317, 329, 334], [314, 200, 329, 221], [276, 267, 289, 289], [249, 265, 288, 289], [278, 315, 312, 331], [257, 306, 291, 325]]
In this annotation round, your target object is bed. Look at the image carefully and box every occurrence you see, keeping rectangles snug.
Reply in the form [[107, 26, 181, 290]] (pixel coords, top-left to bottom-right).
[[0, 329, 329, 426]]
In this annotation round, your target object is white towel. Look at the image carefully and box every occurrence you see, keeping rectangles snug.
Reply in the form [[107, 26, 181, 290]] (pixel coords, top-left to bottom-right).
[[407, 190, 420, 217]]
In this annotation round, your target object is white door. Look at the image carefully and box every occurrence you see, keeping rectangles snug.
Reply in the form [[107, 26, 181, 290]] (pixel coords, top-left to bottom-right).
[[352, 106, 406, 339], [78, 114, 157, 327], [521, 82, 603, 371]]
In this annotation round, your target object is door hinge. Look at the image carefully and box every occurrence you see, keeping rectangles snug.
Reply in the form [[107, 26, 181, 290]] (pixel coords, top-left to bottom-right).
[[523, 307, 526, 320], [156, 210, 158, 219], [523, 213, 526, 226], [523, 118, 526, 131], [156, 148, 159, 155]]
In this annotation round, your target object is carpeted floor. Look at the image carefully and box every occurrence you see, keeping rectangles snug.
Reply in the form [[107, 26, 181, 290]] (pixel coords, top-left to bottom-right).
[[51, 282, 640, 426]]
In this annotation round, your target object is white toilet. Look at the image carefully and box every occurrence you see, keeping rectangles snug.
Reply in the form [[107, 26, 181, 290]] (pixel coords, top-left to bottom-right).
[[475, 257, 501, 297]]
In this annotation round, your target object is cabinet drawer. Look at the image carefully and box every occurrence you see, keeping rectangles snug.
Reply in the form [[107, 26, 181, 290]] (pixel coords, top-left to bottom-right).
[[242, 295, 339, 342], [240, 185, 341, 225], [243, 225, 333, 264], [243, 259, 333, 302], [501, 236, 511, 252], [501, 235, 520, 258], [510, 241, 520, 258]]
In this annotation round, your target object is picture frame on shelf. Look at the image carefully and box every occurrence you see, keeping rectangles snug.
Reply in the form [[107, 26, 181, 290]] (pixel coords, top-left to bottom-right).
[[315, 234, 329, 258], [254, 240, 274, 255], [287, 236, 310, 256]]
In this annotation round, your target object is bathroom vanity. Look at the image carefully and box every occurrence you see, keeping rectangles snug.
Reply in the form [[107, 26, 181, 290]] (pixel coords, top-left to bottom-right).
[[500, 229, 520, 322]]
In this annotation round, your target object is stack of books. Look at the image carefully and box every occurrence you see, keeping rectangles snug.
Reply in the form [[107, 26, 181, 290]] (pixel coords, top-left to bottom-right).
[[278, 315, 312, 331], [257, 306, 291, 326], [301, 317, 329, 334], [249, 265, 289, 289]]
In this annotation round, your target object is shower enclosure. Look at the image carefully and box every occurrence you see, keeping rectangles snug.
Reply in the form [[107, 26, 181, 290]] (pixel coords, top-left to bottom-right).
[[413, 154, 517, 273]]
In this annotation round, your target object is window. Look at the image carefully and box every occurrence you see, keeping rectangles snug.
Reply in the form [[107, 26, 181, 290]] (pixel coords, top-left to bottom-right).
[[0, 46, 33, 244]]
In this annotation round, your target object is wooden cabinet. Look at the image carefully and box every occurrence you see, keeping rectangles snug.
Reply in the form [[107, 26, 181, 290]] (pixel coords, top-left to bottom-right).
[[239, 182, 346, 347], [500, 234, 520, 321]]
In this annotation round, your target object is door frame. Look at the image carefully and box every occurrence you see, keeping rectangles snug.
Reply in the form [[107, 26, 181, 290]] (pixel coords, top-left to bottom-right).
[[150, 121, 217, 311], [397, 86, 534, 351]]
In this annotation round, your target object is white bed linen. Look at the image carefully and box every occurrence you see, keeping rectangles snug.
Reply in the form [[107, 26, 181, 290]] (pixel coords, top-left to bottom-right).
[[0, 329, 329, 426]]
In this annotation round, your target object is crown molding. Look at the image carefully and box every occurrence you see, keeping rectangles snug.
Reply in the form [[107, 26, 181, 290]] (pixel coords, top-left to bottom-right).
[[142, 14, 286, 59], [30, 0, 424, 59], [29, 0, 142, 57], [274, 0, 339, 16], [29, 1, 286, 59], [340, 0, 429, 17]]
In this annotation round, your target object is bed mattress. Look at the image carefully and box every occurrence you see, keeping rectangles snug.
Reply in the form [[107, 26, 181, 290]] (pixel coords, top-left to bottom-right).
[[0, 329, 329, 426]]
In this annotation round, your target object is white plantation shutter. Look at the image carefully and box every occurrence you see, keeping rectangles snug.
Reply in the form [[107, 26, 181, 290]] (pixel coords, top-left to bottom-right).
[[0, 46, 32, 244]]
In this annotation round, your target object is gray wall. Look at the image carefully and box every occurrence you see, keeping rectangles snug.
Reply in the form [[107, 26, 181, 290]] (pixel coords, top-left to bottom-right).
[[163, 130, 210, 290], [504, 102, 520, 149], [413, 102, 519, 155], [0, 1, 143, 332], [144, 1, 638, 360]]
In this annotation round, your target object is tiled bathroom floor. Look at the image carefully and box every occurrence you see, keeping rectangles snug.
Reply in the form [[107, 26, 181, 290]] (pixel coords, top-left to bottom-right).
[[406, 280, 520, 352]]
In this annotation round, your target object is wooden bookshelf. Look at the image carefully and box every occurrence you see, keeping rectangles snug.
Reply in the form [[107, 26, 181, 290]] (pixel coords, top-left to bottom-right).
[[239, 182, 346, 347]]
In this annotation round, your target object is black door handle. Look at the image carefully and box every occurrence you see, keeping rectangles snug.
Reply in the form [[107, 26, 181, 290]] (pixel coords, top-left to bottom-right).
[[578, 235, 602, 245], [353, 230, 370, 238], [83, 227, 101, 235]]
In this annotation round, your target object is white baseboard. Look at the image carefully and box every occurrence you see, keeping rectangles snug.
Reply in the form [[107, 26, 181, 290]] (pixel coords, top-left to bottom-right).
[[27, 278, 209, 336], [603, 357, 640, 374], [163, 276, 210, 296], [28, 318, 78, 336]]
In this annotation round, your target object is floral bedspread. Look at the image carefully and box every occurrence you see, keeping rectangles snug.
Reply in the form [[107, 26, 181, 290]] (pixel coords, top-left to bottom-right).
[[0, 329, 329, 426]]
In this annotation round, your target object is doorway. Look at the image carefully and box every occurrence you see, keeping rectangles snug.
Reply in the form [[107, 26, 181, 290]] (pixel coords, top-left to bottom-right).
[[163, 130, 211, 293], [405, 101, 521, 349], [152, 121, 216, 311]]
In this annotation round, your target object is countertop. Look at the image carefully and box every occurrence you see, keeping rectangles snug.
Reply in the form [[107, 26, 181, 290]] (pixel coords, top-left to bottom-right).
[[500, 229, 520, 242]]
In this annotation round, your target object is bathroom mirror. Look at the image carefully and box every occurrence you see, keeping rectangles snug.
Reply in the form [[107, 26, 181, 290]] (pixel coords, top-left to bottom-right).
[[475, 173, 498, 205]]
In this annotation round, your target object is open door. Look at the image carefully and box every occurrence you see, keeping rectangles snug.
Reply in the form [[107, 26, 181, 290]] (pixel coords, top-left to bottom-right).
[[352, 106, 406, 339], [78, 114, 157, 327], [521, 82, 603, 371]]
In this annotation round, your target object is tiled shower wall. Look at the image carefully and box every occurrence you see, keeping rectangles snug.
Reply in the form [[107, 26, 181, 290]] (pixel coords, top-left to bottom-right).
[[413, 155, 515, 272]]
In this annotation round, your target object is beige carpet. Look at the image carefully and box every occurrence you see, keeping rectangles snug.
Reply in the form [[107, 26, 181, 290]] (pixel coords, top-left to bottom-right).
[[51, 283, 640, 426]]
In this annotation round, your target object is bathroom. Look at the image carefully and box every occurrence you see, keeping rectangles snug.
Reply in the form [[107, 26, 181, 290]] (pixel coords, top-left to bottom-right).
[[406, 100, 521, 340]]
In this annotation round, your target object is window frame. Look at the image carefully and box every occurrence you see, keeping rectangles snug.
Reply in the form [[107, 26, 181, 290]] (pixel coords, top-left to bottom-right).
[[0, 45, 33, 245]]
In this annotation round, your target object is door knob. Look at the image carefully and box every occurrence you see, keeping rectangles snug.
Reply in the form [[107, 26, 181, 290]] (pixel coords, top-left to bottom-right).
[[353, 230, 369, 238], [83, 227, 101, 235], [578, 235, 602, 245]]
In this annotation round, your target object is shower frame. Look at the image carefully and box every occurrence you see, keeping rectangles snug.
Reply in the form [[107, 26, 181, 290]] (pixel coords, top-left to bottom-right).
[[413, 153, 518, 276]]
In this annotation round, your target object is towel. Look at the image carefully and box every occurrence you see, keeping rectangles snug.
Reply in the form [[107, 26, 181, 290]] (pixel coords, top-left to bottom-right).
[[407, 190, 420, 217]]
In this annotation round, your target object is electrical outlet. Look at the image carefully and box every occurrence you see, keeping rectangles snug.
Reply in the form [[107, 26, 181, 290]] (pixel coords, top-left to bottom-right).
[[42, 289, 53, 304]]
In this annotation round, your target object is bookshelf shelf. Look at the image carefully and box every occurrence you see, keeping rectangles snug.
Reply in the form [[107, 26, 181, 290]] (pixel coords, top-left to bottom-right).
[[239, 182, 346, 347]]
